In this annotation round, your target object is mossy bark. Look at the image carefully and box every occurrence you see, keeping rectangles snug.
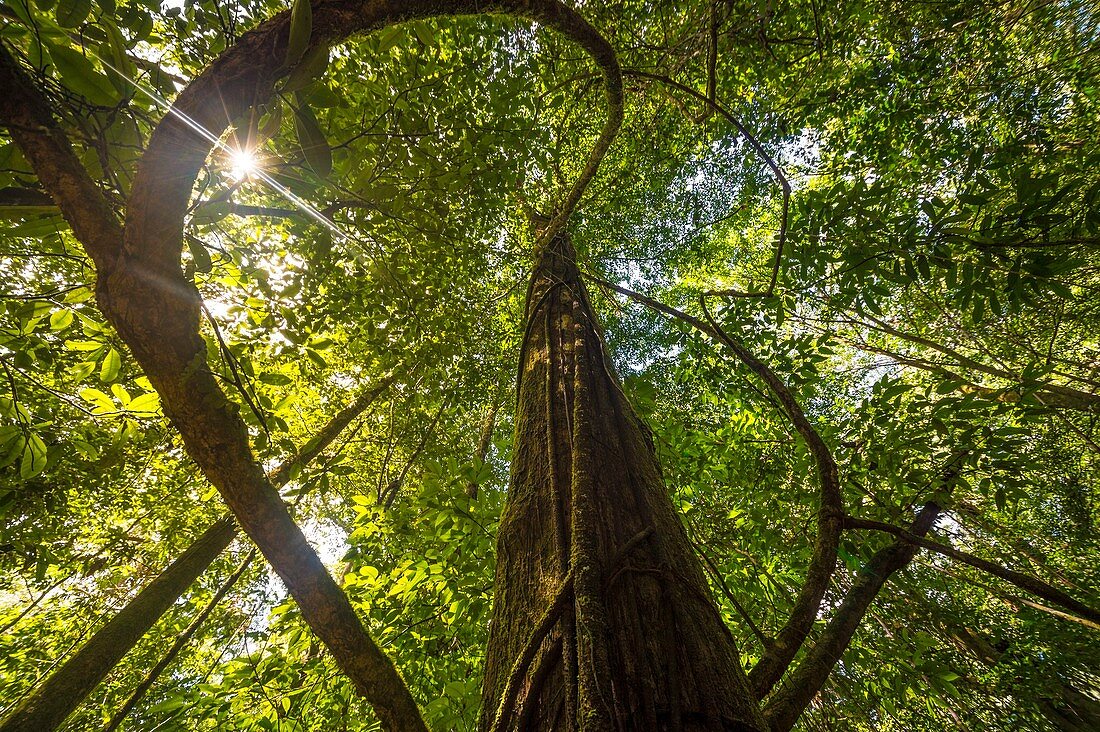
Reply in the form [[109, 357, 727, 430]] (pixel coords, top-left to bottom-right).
[[479, 233, 766, 731]]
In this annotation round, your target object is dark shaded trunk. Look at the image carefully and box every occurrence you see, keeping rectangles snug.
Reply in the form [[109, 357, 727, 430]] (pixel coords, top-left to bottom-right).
[[102, 549, 256, 732], [0, 519, 237, 732], [479, 233, 765, 731]]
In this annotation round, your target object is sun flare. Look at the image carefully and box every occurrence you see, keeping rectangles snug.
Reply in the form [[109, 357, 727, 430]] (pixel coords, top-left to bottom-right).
[[229, 148, 259, 180]]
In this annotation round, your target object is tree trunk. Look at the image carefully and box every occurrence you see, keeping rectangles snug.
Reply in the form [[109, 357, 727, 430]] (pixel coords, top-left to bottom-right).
[[0, 378, 390, 732], [479, 232, 765, 731], [0, 519, 237, 732]]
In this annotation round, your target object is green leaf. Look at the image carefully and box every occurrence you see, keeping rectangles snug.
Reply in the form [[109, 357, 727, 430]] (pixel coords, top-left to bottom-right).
[[45, 42, 117, 105], [65, 339, 106, 351], [100, 347, 121, 382], [190, 202, 231, 226], [293, 98, 332, 178], [0, 434, 26, 470], [101, 18, 137, 95], [49, 310, 74, 331], [110, 383, 131, 405], [285, 0, 313, 69], [376, 26, 402, 53], [971, 296, 985, 324], [147, 698, 186, 714], [79, 387, 115, 414], [127, 392, 160, 415], [304, 83, 343, 109], [54, 0, 91, 27], [282, 45, 329, 93], [412, 21, 435, 47], [259, 102, 283, 141], [186, 237, 214, 273], [20, 433, 48, 479]]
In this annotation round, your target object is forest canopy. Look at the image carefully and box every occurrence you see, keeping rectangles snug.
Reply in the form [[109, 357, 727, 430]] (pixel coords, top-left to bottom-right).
[[0, 0, 1098, 730]]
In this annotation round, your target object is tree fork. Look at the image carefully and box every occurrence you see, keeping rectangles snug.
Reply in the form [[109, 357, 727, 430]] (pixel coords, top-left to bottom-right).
[[761, 500, 945, 731], [844, 516, 1100, 625]]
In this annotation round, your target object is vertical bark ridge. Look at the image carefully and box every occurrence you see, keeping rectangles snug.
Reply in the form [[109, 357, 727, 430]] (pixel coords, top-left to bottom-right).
[[480, 233, 766, 731]]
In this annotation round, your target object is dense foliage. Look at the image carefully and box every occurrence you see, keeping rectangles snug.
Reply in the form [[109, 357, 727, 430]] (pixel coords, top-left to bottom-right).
[[0, 0, 1097, 729]]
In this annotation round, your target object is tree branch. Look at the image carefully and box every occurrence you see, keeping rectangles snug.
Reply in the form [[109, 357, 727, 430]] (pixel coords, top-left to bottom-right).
[[623, 69, 790, 298], [761, 448, 974, 732], [762, 500, 944, 731], [0, 44, 122, 269], [850, 312, 1100, 410], [844, 516, 1100, 626], [698, 295, 843, 698]]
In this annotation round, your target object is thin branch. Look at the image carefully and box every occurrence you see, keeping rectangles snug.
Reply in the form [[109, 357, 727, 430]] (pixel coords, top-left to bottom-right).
[[690, 1, 719, 124], [694, 539, 774, 652], [931, 563, 1100, 632], [623, 69, 791, 298], [381, 400, 446, 508], [844, 516, 1100, 626], [102, 549, 257, 732], [467, 396, 501, 499], [270, 370, 399, 487]]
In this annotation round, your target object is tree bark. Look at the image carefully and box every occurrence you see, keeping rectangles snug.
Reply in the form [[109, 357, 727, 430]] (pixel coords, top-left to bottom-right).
[[479, 232, 766, 731]]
